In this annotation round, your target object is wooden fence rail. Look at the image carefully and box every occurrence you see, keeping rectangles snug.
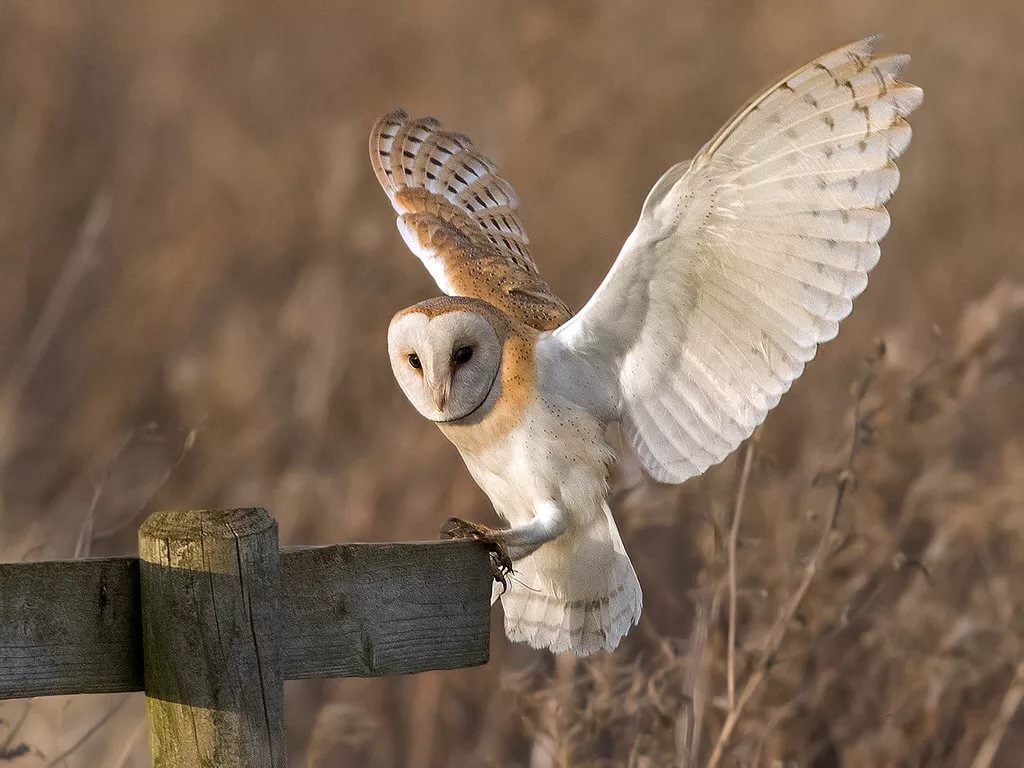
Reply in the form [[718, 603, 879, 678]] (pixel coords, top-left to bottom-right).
[[0, 507, 493, 767]]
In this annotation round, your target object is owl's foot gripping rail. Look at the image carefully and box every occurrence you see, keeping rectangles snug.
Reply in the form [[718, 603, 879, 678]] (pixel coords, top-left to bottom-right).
[[440, 516, 514, 591]]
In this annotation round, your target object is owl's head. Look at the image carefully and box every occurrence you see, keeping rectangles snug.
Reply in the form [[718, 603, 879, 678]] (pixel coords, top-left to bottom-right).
[[387, 298, 503, 422]]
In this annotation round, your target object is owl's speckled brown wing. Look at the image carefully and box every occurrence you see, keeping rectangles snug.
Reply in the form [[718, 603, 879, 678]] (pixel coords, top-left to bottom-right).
[[370, 110, 571, 331]]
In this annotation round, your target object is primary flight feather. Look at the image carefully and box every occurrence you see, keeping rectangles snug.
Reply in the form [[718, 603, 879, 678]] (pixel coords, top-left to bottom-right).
[[370, 36, 922, 654]]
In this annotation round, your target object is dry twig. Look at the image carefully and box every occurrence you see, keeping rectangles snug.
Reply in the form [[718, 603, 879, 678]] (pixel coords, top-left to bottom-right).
[[706, 367, 875, 768], [726, 439, 756, 712], [0, 192, 109, 468], [45, 697, 127, 768], [0, 702, 32, 761], [969, 661, 1024, 768]]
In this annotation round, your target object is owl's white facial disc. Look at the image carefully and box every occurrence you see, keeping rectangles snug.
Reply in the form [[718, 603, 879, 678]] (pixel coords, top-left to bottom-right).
[[388, 309, 502, 422]]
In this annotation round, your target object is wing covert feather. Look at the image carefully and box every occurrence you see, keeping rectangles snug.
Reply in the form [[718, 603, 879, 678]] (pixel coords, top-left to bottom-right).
[[547, 36, 922, 483], [370, 110, 570, 330]]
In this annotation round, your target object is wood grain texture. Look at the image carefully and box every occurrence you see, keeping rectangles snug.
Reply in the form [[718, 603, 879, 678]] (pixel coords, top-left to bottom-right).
[[0, 531, 493, 701], [0, 557, 143, 698], [280, 540, 492, 678], [138, 507, 286, 768]]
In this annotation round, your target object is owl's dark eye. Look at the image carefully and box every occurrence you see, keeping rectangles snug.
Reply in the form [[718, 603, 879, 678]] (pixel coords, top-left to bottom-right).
[[452, 346, 474, 365], [407, 353, 421, 370]]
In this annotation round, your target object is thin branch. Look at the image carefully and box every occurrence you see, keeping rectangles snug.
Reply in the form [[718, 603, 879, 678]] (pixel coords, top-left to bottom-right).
[[0, 191, 110, 468], [677, 596, 708, 766], [14, 193, 109, 391], [679, 586, 722, 767], [969, 660, 1024, 768], [727, 438, 756, 712], [706, 368, 875, 768], [92, 427, 198, 541], [46, 697, 127, 768], [0, 701, 31, 756]]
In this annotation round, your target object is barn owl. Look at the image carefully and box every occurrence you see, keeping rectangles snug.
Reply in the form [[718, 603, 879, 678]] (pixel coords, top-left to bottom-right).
[[371, 36, 921, 655]]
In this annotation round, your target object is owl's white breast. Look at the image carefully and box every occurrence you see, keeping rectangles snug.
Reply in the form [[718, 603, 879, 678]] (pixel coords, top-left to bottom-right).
[[458, 390, 615, 530]]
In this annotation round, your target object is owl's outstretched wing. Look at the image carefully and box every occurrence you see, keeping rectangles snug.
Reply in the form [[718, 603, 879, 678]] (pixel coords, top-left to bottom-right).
[[370, 110, 571, 330], [543, 36, 922, 483]]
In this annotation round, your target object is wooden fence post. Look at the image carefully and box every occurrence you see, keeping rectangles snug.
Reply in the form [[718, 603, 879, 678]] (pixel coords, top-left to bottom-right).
[[138, 508, 286, 768]]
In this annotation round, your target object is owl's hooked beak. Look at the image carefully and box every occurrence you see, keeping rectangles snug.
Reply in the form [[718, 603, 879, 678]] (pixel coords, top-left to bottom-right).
[[430, 378, 451, 412]]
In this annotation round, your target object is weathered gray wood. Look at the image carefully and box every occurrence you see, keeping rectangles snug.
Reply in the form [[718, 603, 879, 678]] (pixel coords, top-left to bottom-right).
[[280, 541, 492, 678], [0, 537, 493, 700], [0, 557, 143, 697], [138, 508, 286, 768]]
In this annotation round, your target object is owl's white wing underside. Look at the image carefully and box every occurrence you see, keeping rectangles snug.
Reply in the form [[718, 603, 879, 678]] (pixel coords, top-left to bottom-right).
[[543, 36, 923, 483]]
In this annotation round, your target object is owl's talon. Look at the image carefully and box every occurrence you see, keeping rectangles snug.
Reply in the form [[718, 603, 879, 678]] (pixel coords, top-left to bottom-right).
[[488, 552, 512, 593], [440, 517, 513, 591]]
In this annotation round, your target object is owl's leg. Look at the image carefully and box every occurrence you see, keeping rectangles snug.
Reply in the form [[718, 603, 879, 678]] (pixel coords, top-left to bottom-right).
[[442, 502, 567, 589], [495, 500, 567, 561]]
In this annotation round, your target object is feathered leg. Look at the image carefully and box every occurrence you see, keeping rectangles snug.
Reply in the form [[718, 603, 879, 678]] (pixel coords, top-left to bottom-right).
[[441, 500, 568, 588]]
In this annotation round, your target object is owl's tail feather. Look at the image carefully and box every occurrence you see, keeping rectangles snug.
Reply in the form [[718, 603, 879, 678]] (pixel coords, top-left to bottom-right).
[[498, 505, 641, 655]]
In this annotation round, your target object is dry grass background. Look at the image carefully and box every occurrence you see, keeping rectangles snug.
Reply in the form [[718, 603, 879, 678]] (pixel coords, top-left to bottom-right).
[[2, 1, 1024, 766]]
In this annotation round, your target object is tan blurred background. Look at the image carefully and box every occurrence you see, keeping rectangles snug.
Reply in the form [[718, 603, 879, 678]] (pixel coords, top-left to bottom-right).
[[2, 1, 1024, 766]]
